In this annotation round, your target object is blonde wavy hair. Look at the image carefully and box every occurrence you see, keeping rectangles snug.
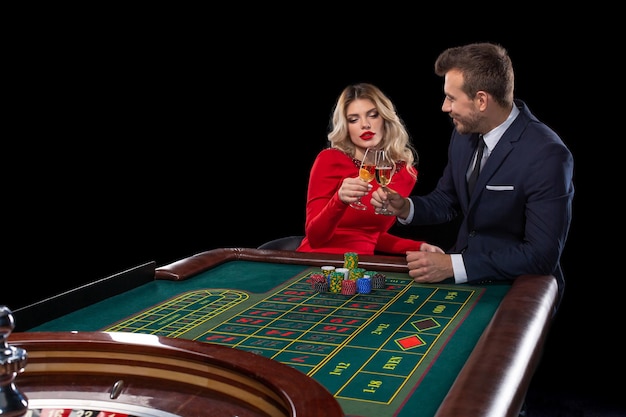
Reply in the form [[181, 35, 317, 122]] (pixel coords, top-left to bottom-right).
[[327, 83, 418, 179]]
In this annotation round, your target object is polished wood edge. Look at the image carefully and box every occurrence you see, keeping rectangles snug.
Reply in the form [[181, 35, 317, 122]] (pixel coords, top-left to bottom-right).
[[154, 247, 408, 280], [433, 274, 558, 417], [8, 331, 344, 417]]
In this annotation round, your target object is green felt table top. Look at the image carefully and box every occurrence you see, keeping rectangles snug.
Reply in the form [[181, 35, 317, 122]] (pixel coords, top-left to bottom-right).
[[31, 260, 510, 417]]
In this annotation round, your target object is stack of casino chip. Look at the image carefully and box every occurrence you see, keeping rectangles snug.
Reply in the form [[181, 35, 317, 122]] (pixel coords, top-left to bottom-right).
[[321, 266, 335, 284], [343, 252, 358, 269], [341, 278, 356, 295], [349, 267, 365, 281], [357, 275, 372, 293], [370, 272, 386, 289], [364, 271, 377, 282], [335, 267, 350, 280], [329, 271, 344, 293], [314, 280, 329, 293], [309, 273, 326, 290]]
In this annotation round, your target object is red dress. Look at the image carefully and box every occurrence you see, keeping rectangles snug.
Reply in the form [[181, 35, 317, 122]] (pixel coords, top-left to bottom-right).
[[296, 148, 425, 255]]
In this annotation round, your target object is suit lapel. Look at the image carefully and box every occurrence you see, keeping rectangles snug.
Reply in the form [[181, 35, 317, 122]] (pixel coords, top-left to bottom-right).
[[469, 102, 530, 199]]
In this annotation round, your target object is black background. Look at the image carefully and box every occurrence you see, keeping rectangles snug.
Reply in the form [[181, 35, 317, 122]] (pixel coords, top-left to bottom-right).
[[3, 16, 616, 413]]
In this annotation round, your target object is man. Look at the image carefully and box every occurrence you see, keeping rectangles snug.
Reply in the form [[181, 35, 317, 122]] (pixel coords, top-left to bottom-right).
[[371, 42, 574, 310]]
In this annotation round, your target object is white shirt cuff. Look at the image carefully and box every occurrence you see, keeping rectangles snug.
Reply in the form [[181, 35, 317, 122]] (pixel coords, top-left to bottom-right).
[[451, 254, 467, 284], [397, 198, 415, 224]]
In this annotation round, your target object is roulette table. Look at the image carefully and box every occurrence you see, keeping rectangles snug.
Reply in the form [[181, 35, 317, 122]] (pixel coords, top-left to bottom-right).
[[7, 248, 558, 417]]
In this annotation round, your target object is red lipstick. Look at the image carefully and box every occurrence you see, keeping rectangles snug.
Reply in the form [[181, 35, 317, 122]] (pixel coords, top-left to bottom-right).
[[360, 131, 375, 140]]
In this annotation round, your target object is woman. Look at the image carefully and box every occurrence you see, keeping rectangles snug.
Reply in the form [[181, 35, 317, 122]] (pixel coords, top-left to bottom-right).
[[296, 83, 442, 256]]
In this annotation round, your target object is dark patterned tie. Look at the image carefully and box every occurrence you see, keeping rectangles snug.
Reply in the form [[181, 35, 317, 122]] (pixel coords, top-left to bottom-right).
[[468, 135, 486, 197]]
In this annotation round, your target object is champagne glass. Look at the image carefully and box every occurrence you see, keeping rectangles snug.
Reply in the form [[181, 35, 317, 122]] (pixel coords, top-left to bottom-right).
[[374, 149, 396, 215], [350, 147, 376, 210]]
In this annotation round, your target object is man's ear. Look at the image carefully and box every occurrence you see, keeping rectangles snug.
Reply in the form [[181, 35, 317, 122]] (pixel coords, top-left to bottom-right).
[[475, 91, 489, 111]]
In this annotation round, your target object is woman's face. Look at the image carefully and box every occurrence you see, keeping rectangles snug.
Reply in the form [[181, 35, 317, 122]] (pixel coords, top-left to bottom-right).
[[346, 98, 384, 159]]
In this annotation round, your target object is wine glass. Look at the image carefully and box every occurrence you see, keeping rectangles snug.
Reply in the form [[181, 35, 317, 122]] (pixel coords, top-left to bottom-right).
[[374, 149, 396, 215], [350, 147, 377, 210]]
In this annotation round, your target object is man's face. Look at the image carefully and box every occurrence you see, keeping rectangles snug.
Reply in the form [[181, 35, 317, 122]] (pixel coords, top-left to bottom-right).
[[441, 69, 480, 135]]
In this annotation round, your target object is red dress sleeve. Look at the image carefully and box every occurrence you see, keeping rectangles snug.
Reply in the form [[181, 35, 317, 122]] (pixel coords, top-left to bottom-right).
[[299, 149, 354, 249]]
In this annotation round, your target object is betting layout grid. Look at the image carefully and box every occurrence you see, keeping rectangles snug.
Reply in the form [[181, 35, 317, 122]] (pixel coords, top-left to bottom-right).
[[103, 263, 482, 416]]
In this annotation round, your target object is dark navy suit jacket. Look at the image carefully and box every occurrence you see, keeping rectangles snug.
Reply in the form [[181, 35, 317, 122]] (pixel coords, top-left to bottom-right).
[[409, 100, 574, 303]]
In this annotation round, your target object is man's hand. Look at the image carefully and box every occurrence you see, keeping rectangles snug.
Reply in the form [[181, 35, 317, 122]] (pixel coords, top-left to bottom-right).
[[405, 250, 453, 283], [419, 242, 445, 253], [371, 187, 410, 219]]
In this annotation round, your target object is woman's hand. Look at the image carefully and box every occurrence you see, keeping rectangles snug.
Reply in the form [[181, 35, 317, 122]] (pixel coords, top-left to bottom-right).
[[338, 177, 372, 205]]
